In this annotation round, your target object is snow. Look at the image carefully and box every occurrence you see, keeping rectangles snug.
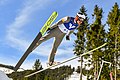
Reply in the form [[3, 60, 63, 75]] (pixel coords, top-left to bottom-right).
[[68, 72, 87, 80], [0, 70, 11, 80], [68, 72, 80, 80], [0, 67, 14, 74]]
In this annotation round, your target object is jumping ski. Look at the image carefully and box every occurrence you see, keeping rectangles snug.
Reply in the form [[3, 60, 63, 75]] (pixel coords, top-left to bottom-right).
[[25, 43, 107, 78], [14, 12, 58, 71]]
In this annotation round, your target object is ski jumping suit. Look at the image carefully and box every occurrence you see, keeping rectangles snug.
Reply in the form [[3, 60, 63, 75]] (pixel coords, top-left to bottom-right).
[[33, 16, 78, 64]]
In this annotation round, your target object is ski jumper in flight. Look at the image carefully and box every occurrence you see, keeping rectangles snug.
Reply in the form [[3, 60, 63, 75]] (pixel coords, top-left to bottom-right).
[[32, 12, 86, 66]]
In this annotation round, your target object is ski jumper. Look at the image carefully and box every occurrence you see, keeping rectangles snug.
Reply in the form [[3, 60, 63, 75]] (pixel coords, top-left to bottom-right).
[[32, 17, 78, 64]]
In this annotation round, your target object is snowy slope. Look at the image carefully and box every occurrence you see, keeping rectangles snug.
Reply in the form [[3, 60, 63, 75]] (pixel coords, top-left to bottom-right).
[[68, 72, 87, 80], [0, 67, 14, 74], [0, 70, 10, 80], [68, 72, 80, 80]]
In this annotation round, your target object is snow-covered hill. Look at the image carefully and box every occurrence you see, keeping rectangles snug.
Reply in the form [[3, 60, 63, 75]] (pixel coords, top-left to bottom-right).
[[68, 72, 87, 80], [0, 67, 13, 80], [0, 67, 14, 74], [68, 72, 80, 80], [0, 70, 13, 80]]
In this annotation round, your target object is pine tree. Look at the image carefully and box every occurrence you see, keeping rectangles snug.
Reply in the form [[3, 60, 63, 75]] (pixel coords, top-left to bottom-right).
[[73, 5, 89, 80], [33, 59, 43, 80], [33, 59, 43, 71], [107, 2, 120, 80], [86, 5, 106, 80]]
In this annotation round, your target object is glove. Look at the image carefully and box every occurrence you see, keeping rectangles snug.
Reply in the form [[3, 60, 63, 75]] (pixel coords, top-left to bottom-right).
[[66, 36, 70, 40]]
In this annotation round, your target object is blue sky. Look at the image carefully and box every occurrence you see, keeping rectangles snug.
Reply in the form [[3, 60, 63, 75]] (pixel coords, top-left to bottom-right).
[[0, 0, 120, 69]]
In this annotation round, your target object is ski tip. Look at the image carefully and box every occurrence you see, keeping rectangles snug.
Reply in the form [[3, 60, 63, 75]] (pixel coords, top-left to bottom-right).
[[53, 11, 58, 15]]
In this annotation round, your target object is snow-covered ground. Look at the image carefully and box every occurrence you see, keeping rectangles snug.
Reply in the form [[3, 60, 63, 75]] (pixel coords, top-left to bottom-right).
[[0, 67, 14, 74], [68, 72, 80, 80], [0, 70, 13, 80], [67, 72, 87, 80]]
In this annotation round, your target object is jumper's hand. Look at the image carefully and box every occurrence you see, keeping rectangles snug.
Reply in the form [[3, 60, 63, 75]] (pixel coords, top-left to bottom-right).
[[66, 36, 70, 40]]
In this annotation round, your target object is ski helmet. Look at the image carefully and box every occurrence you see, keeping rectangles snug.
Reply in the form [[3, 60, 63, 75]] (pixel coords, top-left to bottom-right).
[[76, 12, 85, 19]]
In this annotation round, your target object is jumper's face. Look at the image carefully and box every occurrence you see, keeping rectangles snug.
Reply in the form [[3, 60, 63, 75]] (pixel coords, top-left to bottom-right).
[[75, 16, 84, 25]]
